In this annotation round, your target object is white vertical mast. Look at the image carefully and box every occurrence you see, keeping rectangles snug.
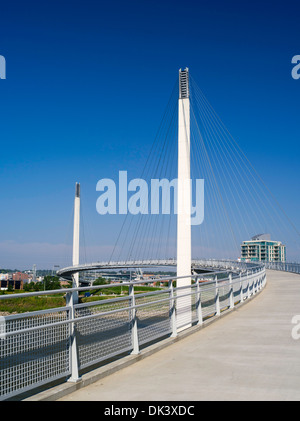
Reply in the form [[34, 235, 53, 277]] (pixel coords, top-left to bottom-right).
[[72, 182, 80, 290], [176, 68, 192, 330], [68, 182, 81, 382]]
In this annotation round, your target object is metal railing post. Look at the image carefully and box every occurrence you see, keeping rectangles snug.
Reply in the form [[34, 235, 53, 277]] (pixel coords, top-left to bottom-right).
[[240, 272, 243, 303], [196, 277, 203, 325], [264, 272, 267, 287], [259, 275, 262, 290], [215, 275, 220, 316], [259, 271, 262, 288], [66, 291, 81, 383], [229, 273, 234, 309], [129, 284, 139, 354], [169, 279, 177, 337], [247, 270, 250, 299]]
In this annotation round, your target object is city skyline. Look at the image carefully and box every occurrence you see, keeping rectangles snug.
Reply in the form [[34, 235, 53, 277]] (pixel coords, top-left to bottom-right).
[[0, 0, 300, 269]]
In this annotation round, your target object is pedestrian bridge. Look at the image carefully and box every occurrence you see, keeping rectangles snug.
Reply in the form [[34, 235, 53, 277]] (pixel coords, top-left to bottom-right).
[[1, 261, 264, 400], [30, 269, 300, 401]]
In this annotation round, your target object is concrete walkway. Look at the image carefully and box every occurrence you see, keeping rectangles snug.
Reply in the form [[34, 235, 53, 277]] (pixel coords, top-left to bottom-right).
[[58, 270, 300, 401]]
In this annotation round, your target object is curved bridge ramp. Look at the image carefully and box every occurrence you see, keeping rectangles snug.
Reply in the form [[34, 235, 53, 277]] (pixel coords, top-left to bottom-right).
[[55, 270, 300, 401]]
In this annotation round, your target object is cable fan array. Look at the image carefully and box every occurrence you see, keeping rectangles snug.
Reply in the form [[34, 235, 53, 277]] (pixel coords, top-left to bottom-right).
[[80, 73, 299, 264]]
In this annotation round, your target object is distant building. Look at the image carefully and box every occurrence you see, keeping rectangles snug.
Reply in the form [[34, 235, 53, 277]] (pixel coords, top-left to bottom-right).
[[13, 272, 29, 281], [241, 234, 286, 262], [0, 272, 29, 290], [0, 279, 23, 290]]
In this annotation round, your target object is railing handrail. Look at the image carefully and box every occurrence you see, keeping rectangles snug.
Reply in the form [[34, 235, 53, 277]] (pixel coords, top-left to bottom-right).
[[0, 263, 264, 301], [0, 263, 266, 401]]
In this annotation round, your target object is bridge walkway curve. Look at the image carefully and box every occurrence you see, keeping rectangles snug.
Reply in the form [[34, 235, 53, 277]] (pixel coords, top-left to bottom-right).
[[57, 270, 300, 401]]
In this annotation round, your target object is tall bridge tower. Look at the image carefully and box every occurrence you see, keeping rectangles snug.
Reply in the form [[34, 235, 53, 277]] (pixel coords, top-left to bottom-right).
[[176, 68, 192, 330]]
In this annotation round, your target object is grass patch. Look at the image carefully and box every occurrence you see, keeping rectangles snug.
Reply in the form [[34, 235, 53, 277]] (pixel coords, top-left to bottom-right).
[[0, 295, 65, 313], [80, 295, 118, 303], [0, 286, 164, 313], [90, 285, 162, 295], [81, 286, 163, 303]]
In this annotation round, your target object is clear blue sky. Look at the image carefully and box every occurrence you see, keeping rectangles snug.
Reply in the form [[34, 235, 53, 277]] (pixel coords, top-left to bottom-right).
[[0, 0, 299, 269]]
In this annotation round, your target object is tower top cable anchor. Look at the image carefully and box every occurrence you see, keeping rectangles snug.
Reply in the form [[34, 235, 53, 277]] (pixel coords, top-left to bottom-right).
[[179, 68, 189, 99]]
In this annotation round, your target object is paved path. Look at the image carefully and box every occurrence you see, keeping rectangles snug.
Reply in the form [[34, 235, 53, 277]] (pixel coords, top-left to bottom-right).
[[59, 270, 300, 401]]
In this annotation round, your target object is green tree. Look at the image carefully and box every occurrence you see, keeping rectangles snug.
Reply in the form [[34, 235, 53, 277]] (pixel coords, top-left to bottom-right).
[[34, 282, 42, 291], [23, 282, 34, 292], [43, 276, 61, 291], [7, 283, 14, 292], [89, 277, 108, 295], [94, 277, 108, 285]]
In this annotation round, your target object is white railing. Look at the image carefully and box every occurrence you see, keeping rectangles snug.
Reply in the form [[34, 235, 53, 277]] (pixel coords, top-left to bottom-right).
[[0, 264, 266, 400], [264, 261, 300, 275]]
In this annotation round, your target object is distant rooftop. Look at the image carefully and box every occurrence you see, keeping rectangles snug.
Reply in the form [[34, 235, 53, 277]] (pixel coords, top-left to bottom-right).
[[251, 234, 271, 241]]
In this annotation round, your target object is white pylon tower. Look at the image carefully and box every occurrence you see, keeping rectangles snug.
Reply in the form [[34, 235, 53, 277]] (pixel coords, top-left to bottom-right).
[[69, 181, 81, 382], [72, 182, 80, 292], [32, 264, 36, 283], [176, 68, 192, 330]]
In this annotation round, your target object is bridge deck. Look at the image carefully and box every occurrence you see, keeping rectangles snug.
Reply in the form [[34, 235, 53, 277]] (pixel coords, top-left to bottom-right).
[[58, 270, 300, 401]]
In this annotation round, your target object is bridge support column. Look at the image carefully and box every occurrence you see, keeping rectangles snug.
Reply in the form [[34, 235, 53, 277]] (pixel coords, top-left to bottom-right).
[[67, 291, 81, 383], [176, 68, 192, 331], [129, 284, 140, 354], [72, 182, 80, 304], [67, 182, 81, 383]]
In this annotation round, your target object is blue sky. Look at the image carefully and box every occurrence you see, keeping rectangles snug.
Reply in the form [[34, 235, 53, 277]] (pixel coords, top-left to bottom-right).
[[0, 0, 299, 269]]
